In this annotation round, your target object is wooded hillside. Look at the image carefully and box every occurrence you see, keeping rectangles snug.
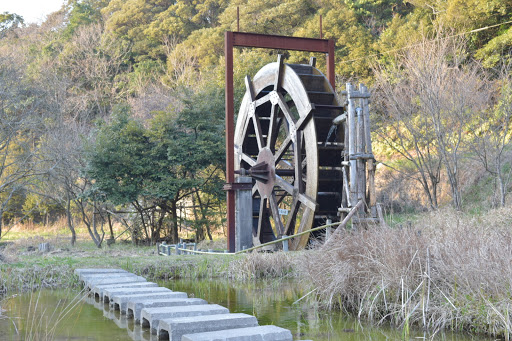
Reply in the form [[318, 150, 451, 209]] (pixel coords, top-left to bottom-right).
[[0, 0, 511, 244]]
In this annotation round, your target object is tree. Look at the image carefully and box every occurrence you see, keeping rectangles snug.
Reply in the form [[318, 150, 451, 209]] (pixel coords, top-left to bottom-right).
[[86, 84, 225, 244], [0, 12, 24, 38], [0, 55, 45, 238], [40, 121, 93, 246], [375, 35, 488, 210], [470, 65, 512, 207], [59, 23, 130, 121]]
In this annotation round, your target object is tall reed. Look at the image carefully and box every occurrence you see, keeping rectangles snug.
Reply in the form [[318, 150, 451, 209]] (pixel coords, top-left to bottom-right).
[[301, 207, 512, 338]]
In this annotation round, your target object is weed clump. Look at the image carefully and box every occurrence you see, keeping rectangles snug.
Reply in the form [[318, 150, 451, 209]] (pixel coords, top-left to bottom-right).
[[301, 207, 512, 338], [228, 251, 299, 281]]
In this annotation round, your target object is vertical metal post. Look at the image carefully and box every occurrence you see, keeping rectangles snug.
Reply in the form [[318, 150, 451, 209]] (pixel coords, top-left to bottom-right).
[[225, 32, 236, 253], [325, 218, 332, 243], [282, 239, 289, 252], [237, 7, 240, 32], [319, 15, 323, 39], [327, 39, 335, 90]]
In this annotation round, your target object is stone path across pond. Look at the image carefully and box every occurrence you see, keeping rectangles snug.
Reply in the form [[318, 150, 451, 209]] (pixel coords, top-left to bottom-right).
[[75, 268, 307, 341]]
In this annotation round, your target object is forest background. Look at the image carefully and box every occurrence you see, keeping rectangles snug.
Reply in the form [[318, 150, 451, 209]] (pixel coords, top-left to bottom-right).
[[1, 0, 512, 247]]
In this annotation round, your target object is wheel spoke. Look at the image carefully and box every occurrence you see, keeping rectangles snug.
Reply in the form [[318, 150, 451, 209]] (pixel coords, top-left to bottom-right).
[[251, 110, 265, 150], [257, 197, 267, 240], [269, 192, 285, 236], [296, 108, 313, 131], [254, 93, 271, 108], [274, 135, 292, 164], [252, 183, 258, 196], [266, 103, 279, 151], [276, 93, 297, 128], [274, 54, 284, 91], [275, 176, 316, 211], [294, 130, 304, 192], [241, 153, 256, 166], [297, 193, 317, 211], [245, 75, 256, 101], [297, 207, 312, 234], [240, 111, 252, 148], [284, 197, 300, 235]]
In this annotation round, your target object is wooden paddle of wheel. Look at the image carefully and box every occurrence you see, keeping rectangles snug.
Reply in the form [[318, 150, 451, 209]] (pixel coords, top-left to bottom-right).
[[234, 55, 346, 250]]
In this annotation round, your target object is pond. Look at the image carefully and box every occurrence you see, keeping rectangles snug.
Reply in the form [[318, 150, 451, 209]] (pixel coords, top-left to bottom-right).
[[0, 279, 491, 340]]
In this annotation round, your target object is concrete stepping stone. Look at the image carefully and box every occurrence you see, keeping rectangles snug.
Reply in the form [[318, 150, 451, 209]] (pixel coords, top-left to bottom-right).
[[141, 304, 229, 334], [112, 311, 129, 329], [157, 313, 258, 341], [127, 322, 145, 341], [126, 298, 207, 322], [181, 325, 293, 341], [91, 282, 159, 300], [80, 271, 135, 278], [111, 292, 189, 312], [74, 268, 128, 280], [84, 275, 146, 288], [103, 287, 172, 303]]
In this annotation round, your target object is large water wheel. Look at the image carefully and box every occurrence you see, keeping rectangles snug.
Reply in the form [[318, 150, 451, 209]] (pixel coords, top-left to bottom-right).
[[234, 56, 347, 250]]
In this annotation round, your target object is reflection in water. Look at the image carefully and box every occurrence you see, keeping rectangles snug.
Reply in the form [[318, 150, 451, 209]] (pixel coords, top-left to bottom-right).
[[0, 280, 492, 341]]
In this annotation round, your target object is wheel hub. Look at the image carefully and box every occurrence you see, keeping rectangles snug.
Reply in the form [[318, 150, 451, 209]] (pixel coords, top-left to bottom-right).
[[255, 147, 275, 198]]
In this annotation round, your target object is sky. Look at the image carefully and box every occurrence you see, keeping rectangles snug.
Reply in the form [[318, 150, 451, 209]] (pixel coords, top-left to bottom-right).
[[1, 0, 66, 24]]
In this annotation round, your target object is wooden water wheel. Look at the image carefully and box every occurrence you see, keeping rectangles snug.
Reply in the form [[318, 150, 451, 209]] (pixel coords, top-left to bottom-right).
[[234, 56, 347, 250]]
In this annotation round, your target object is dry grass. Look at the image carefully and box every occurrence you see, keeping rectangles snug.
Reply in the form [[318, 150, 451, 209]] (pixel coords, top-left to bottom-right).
[[301, 207, 512, 338], [228, 251, 300, 281], [196, 238, 227, 250]]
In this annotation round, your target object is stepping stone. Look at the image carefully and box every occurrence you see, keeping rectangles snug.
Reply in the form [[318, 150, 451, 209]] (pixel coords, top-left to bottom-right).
[[157, 313, 258, 341], [74, 268, 128, 280], [103, 287, 172, 303], [141, 304, 229, 334], [81, 271, 138, 278], [126, 298, 207, 322], [112, 311, 129, 329], [111, 292, 188, 313], [83, 275, 146, 288], [127, 321, 145, 341], [91, 282, 159, 300], [181, 325, 293, 341]]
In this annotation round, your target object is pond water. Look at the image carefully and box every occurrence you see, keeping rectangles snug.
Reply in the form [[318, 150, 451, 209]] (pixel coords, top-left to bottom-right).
[[0, 279, 492, 340]]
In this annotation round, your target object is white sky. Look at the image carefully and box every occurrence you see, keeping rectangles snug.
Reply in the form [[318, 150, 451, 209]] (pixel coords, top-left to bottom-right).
[[1, 0, 66, 24]]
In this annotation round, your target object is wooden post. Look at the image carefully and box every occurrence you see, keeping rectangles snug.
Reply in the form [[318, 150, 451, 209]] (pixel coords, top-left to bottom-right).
[[357, 84, 367, 212], [361, 84, 376, 217], [347, 83, 357, 208], [342, 89, 349, 209]]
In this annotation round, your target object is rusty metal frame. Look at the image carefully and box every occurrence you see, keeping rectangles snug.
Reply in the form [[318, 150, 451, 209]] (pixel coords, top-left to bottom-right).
[[225, 31, 336, 252]]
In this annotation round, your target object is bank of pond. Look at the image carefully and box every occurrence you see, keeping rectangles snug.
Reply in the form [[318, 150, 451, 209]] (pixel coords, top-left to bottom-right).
[[0, 278, 490, 340]]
